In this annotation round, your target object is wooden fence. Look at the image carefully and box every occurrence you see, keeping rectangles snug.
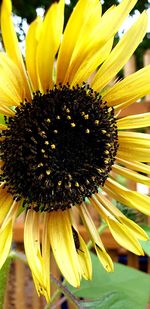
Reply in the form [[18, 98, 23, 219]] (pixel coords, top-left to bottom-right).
[[3, 50, 150, 309]]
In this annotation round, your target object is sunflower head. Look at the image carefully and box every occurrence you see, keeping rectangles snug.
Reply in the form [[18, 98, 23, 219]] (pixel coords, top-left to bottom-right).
[[0, 83, 118, 211], [0, 0, 150, 303]]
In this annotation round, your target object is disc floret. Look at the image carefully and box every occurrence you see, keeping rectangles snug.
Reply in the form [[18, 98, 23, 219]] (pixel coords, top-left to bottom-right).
[[0, 84, 118, 211]]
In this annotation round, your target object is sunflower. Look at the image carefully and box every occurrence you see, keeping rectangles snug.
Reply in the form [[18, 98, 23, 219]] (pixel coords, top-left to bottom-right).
[[0, 0, 150, 302]]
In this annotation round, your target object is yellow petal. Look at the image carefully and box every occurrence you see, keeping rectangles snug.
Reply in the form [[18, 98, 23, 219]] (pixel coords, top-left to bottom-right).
[[104, 65, 150, 109], [56, 0, 101, 84], [63, 0, 102, 84], [118, 131, 150, 148], [1, 0, 31, 101], [0, 199, 20, 269], [118, 132, 150, 162], [116, 157, 150, 174], [25, 16, 42, 91], [0, 124, 7, 130], [105, 178, 150, 216], [119, 216, 148, 241], [25, 212, 50, 300], [48, 210, 80, 287], [118, 132, 150, 154], [77, 0, 138, 78], [79, 203, 114, 272], [0, 53, 25, 105], [79, 203, 103, 247], [70, 38, 113, 86], [0, 193, 14, 226], [94, 244, 114, 272], [117, 113, 150, 130], [0, 52, 25, 101], [95, 193, 148, 241], [117, 147, 150, 162], [112, 164, 150, 186], [36, 0, 65, 92], [91, 194, 144, 255], [0, 105, 14, 116], [73, 228, 92, 280], [91, 0, 137, 49], [92, 11, 147, 91], [0, 200, 20, 232], [0, 221, 13, 268], [106, 218, 144, 255], [41, 213, 50, 302], [24, 210, 43, 284]]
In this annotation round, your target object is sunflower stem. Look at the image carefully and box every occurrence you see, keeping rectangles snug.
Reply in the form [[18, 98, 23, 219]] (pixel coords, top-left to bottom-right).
[[50, 296, 67, 309], [47, 279, 66, 307], [47, 274, 82, 309], [9, 250, 27, 264], [87, 222, 107, 250], [45, 296, 67, 309]]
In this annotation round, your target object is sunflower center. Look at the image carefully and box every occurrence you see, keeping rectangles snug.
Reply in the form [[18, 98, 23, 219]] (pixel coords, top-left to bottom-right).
[[0, 84, 118, 211]]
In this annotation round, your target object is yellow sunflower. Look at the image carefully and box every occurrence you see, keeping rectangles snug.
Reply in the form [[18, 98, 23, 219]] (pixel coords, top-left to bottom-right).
[[0, 0, 150, 302]]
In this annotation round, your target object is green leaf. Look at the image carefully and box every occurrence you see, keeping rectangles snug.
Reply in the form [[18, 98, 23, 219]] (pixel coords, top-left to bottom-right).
[[80, 291, 136, 309], [0, 257, 11, 309], [0, 115, 5, 125], [68, 253, 150, 309], [140, 225, 150, 256]]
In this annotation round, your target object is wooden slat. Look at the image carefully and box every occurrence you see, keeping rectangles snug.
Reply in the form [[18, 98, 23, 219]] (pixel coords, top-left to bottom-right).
[[144, 49, 150, 102], [4, 262, 16, 309], [32, 286, 42, 309], [15, 260, 26, 309], [119, 101, 150, 118], [109, 250, 119, 262], [127, 252, 139, 269], [13, 223, 123, 250], [147, 258, 150, 274], [124, 55, 136, 76]]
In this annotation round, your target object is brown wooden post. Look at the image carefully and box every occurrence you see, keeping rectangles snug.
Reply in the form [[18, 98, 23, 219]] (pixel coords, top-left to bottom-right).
[[123, 55, 137, 191], [127, 252, 139, 269], [143, 50, 150, 226], [32, 287, 42, 309], [15, 259, 26, 309], [144, 49, 150, 103], [123, 55, 136, 76]]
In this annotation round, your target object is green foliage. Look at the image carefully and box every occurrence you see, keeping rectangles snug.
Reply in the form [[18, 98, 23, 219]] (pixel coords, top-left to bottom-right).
[[68, 253, 150, 309], [79, 292, 144, 309], [140, 225, 150, 257], [0, 115, 5, 125], [12, 0, 50, 23], [0, 257, 11, 309]]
